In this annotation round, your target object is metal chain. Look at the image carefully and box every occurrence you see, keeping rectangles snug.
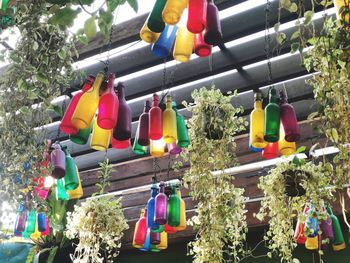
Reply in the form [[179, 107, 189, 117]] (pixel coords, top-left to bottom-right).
[[265, 0, 273, 85], [152, 158, 161, 183]]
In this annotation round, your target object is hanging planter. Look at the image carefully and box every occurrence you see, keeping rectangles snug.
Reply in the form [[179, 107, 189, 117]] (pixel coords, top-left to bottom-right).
[[283, 169, 309, 197], [201, 105, 226, 140]]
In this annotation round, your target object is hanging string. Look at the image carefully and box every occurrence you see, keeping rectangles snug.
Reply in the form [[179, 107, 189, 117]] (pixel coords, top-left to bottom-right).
[[152, 158, 161, 183], [264, 0, 273, 86], [209, 53, 215, 87]]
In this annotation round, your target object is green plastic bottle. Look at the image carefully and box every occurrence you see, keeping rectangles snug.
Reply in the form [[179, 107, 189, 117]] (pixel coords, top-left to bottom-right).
[[264, 87, 280, 142], [167, 185, 180, 227], [62, 147, 79, 190], [327, 207, 346, 251]]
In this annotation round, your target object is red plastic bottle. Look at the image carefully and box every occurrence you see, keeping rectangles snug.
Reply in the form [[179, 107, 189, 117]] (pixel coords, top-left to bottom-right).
[[59, 76, 95, 135], [97, 73, 119, 130], [134, 209, 148, 245], [149, 94, 163, 140], [262, 142, 278, 159], [187, 0, 207, 33], [194, 32, 212, 57]]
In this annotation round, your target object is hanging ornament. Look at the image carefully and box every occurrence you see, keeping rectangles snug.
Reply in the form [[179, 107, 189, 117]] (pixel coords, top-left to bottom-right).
[[305, 236, 318, 250], [305, 208, 319, 237], [164, 223, 177, 234], [155, 182, 168, 225], [112, 137, 131, 149], [139, 229, 151, 252], [72, 72, 104, 129], [140, 17, 160, 43], [151, 224, 165, 233], [91, 120, 112, 151], [194, 32, 212, 57], [156, 231, 168, 250], [133, 133, 148, 155], [150, 231, 161, 245], [62, 148, 79, 190], [67, 166, 84, 199], [262, 142, 278, 159], [60, 75, 95, 135], [279, 90, 300, 142], [25, 210, 36, 235], [50, 143, 66, 179], [294, 206, 309, 244], [152, 25, 178, 59], [278, 124, 296, 156], [149, 94, 163, 140], [172, 102, 190, 148], [30, 219, 41, 241], [133, 220, 144, 249], [70, 119, 94, 145], [320, 209, 334, 250], [41, 217, 50, 236], [133, 209, 148, 246], [187, 0, 207, 33], [175, 189, 186, 231], [147, 0, 167, 33], [327, 206, 346, 251], [250, 91, 268, 150], [113, 82, 132, 141], [264, 87, 280, 142], [168, 185, 180, 227], [167, 143, 182, 155], [150, 138, 166, 157], [162, 0, 188, 25], [173, 26, 194, 63], [147, 185, 159, 230], [14, 203, 27, 233], [98, 73, 119, 130], [138, 100, 151, 146], [163, 96, 177, 144], [56, 178, 69, 200], [204, 0, 222, 45], [37, 212, 46, 233]]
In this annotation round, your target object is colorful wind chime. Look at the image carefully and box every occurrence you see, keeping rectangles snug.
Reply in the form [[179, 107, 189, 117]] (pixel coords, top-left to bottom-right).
[[294, 204, 346, 252], [249, 88, 300, 159], [133, 182, 186, 251], [140, 0, 221, 62], [133, 94, 190, 157], [60, 73, 132, 151], [13, 203, 50, 240]]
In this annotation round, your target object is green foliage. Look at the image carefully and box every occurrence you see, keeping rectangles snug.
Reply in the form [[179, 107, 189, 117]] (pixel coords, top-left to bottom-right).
[[48, 6, 80, 27], [93, 159, 114, 196], [181, 86, 248, 263], [257, 160, 334, 263]]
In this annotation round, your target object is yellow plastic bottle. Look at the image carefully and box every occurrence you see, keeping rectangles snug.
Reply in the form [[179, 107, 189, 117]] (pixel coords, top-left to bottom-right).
[[67, 166, 83, 199], [175, 190, 186, 231], [150, 138, 165, 158], [140, 18, 160, 44], [305, 236, 319, 250], [162, 0, 188, 25], [163, 96, 177, 144], [91, 119, 111, 151], [279, 124, 296, 155], [334, 0, 349, 23], [30, 218, 41, 241], [156, 231, 168, 250], [250, 92, 268, 149], [72, 72, 104, 129], [173, 27, 194, 63]]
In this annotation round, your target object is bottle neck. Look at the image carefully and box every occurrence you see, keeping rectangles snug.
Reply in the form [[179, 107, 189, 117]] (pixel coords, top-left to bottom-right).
[[177, 190, 181, 198], [118, 86, 125, 99], [153, 99, 159, 107], [166, 101, 172, 109], [159, 184, 165, 193], [254, 100, 262, 109]]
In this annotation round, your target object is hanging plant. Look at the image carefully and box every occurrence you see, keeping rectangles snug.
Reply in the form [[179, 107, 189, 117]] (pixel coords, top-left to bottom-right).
[[65, 160, 128, 263], [180, 86, 248, 263], [256, 155, 334, 262]]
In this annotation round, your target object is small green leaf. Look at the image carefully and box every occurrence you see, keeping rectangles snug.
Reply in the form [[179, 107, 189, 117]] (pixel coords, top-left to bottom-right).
[[36, 72, 49, 84], [98, 9, 113, 37], [289, 3, 298, 12], [58, 49, 66, 59], [49, 7, 80, 27], [19, 106, 31, 115], [276, 32, 287, 44], [331, 128, 339, 143], [290, 30, 300, 40], [48, 104, 64, 117], [290, 42, 300, 54], [84, 15, 97, 40], [304, 10, 314, 25], [274, 22, 280, 32], [47, 246, 58, 263], [296, 146, 306, 154], [127, 0, 138, 12], [32, 41, 39, 51], [78, 35, 89, 45]]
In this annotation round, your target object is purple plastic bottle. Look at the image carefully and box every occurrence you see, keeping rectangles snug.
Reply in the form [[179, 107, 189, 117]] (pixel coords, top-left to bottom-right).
[[113, 82, 132, 141], [204, 0, 222, 45], [50, 143, 66, 179], [154, 182, 168, 225], [279, 90, 300, 142], [138, 100, 151, 146]]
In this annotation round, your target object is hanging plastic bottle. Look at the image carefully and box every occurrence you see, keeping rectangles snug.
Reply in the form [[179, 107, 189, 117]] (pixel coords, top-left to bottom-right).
[[139, 229, 151, 252], [151, 224, 165, 233], [30, 219, 41, 241], [140, 17, 160, 43], [173, 26, 195, 63], [150, 138, 165, 158], [138, 100, 151, 146], [279, 90, 300, 142], [167, 143, 182, 155], [72, 72, 104, 129], [150, 231, 161, 245], [56, 178, 69, 200], [147, 185, 159, 229], [305, 236, 319, 250], [156, 231, 168, 250], [172, 102, 190, 148], [91, 119, 112, 151], [70, 119, 94, 145], [163, 96, 177, 144], [194, 32, 212, 57], [250, 91, 268, 149], [113, 82, 132, 141], [62, 147, 79, 190], [133, 223, 143, 248], [187, 0, 207, 33], [164, 223, 177, 234], [133, 134, 148, 155], [264, 87, 280, 142], [51, 143, 66, 179], [152, 25, 178, 59], [168, 185, 180, 227], [175, 189, 186, 231], [41, 217, 50, 236], [60, 75, 95, 135], [14, 203, 27, 233], [147, 0, 167, 33], [320, 209, 334, 250], [67, 165, 84, 199], [294, 206, 309, 245], [149, 94, 163, 140], [262, 142, 278, 159], [25, 210, 36, 234], [37, 212, 46, 233], [162, 0, 188, 25], [112, 137, 131, 149], [134, 209, 148, 246], [327, 206, 346, 251], [204, 0, 222, 45], [279, 124, 296, 156], [98, 73, 119, 130], [155, 182, 168, 225], [305, 208, 318, 237]]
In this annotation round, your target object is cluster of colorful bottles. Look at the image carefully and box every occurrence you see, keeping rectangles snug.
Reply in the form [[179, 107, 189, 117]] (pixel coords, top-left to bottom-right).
[[140, 0, 221, 62], [13, 204, 50, 240], [60, 73, 132, 151], [249, 88, 300, 159], [294, 205, 346, 251], [133, 94, 190, 157], [132, 183, 186, 251]]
